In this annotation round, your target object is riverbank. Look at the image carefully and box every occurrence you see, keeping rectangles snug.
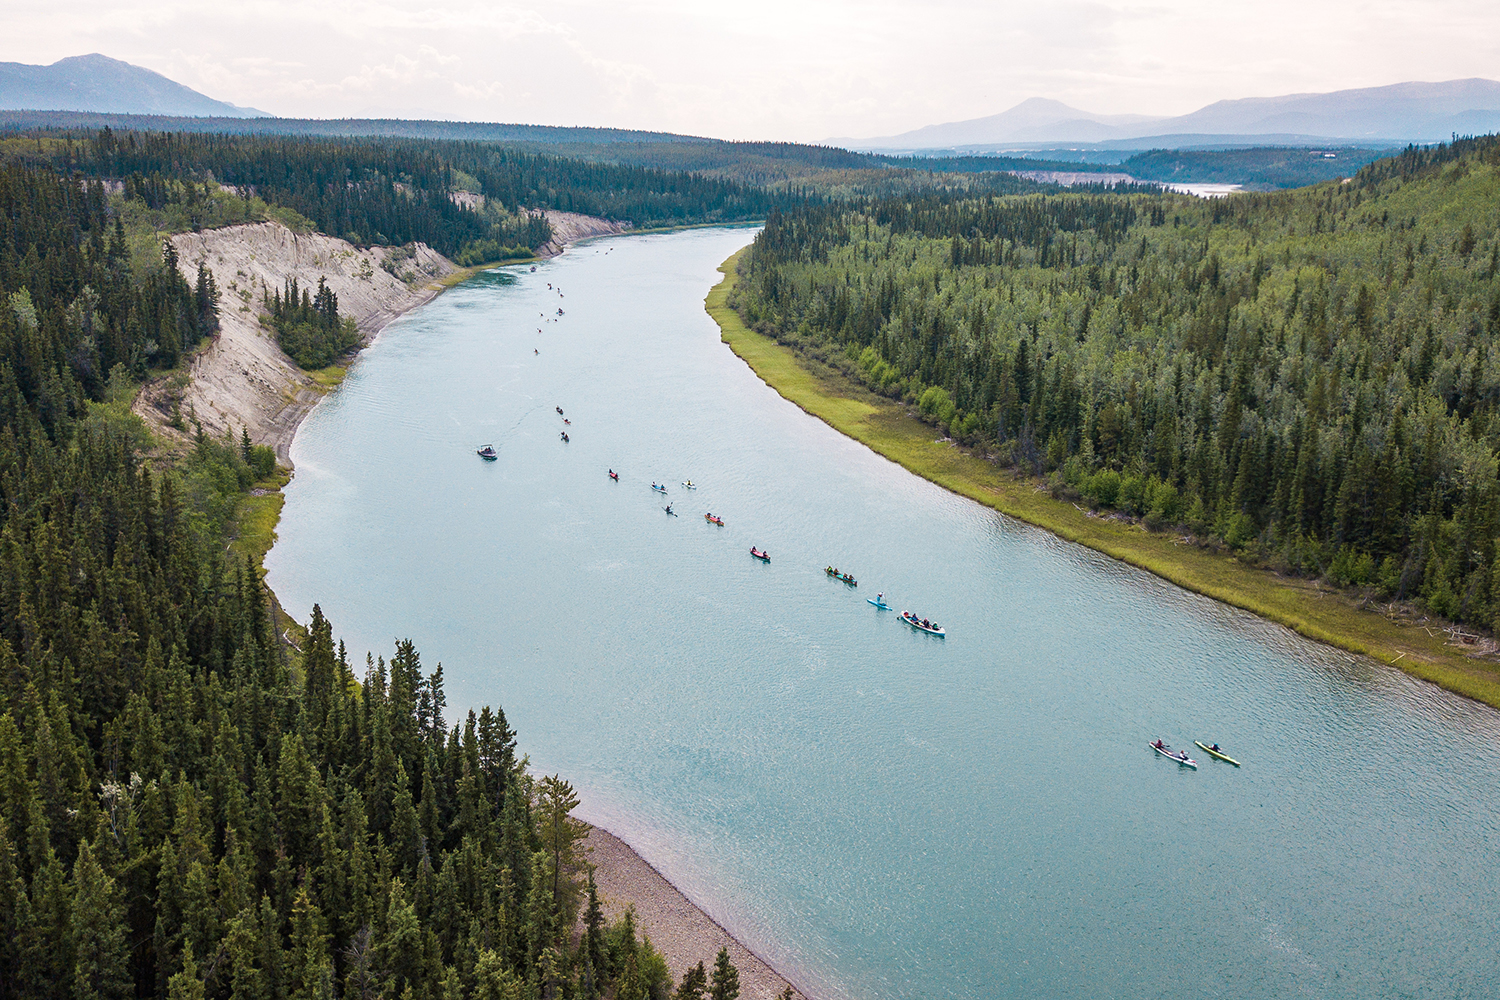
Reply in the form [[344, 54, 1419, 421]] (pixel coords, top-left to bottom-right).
[[184, 222, 808, 1000], [140, 221, 458, 465], [586, 828, 801, 999], [706, 246, 1500, 710]]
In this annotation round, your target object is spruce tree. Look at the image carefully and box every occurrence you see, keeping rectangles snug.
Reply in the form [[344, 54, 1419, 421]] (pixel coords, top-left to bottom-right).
[[673, 961, 708, 1000], [70, 840, 132, 1000], [708, 947, 740, 1000]]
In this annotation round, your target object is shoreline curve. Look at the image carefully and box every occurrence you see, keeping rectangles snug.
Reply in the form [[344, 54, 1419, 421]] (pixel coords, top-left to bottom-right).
[[705, 245, 1500, 711], [585, 826, 807, 999], [234, 223, 813, 999]]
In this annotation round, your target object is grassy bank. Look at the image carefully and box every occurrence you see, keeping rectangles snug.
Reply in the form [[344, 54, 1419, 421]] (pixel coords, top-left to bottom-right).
[[706, 247, 1500, 710]]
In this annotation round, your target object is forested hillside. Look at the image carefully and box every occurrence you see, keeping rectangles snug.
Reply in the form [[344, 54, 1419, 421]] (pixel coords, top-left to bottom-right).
[[0, 159, 753, 999], [42, 129, 811, 262], [737, 135, 1500, 632]]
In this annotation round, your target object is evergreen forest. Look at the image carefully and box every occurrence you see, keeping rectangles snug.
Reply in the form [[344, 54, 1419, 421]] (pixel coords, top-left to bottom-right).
[[58, 130, 806, 261], [0, 139, 770, 997], [11, 110, 1500, 999], [736, 135, 1500, 633]]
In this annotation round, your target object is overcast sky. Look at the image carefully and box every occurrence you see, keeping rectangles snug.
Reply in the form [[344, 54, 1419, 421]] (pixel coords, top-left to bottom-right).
[[5, 0, 1499, 140]]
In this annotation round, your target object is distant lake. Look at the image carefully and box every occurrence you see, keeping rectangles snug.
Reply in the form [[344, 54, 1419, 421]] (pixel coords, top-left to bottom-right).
[[268, 226, 1500, 1000]]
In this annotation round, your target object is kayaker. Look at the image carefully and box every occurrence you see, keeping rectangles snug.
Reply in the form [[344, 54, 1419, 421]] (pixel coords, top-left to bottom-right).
[[1210, 743, 1221, 752], [876, 592, 883, 603]]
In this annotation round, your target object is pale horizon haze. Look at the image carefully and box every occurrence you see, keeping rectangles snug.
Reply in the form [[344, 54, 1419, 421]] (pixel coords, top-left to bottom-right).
[[4, 0, 1499, 141]]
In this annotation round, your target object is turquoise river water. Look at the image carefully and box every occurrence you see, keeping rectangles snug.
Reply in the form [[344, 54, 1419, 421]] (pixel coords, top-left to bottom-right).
[[266, 227, 1500, 1000]]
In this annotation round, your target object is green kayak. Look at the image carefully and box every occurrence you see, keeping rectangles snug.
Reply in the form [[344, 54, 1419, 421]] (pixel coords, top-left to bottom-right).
[[1195, 741, 1241, 766]]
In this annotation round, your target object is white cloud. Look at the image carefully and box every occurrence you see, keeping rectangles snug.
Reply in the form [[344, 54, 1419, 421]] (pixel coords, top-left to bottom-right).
[[1, 0, 1497, 138]]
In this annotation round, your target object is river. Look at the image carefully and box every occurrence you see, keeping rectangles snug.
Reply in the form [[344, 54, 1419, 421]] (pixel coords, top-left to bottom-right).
[[266, 226, 1500, 1000]]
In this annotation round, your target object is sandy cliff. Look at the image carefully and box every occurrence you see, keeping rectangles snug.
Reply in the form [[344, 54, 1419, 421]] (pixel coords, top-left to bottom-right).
[[138, 212, 632, 463], [538, 209, 633, 257], [136, 222, 455, 463]]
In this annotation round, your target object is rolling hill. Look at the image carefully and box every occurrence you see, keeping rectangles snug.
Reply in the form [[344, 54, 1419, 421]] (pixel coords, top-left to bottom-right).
[[0, 53, 267, 117], [838, 79, 1500, 151]]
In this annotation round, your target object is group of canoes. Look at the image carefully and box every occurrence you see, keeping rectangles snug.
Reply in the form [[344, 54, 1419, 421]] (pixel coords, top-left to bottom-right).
[[631, 477, 731, 528], [1149, 739, 1242, 769], [514, 454, 948, 633], [853, 585, 947, 636]]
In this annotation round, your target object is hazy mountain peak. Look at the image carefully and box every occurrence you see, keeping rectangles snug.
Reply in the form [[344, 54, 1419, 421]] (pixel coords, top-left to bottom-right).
[[0, 53, 268, 117], [838, 79, 1500, 151]]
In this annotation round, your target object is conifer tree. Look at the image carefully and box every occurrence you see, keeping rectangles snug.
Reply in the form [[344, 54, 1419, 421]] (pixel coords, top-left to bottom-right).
[[673, 960, 708, 1000], [70, 840, 132, 1000], [709, 947, 740, 1000]]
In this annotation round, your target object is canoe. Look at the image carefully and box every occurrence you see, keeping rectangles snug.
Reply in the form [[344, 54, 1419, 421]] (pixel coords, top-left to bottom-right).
[[651, 485, 668, 493], [867, 599, 891, 610], [1195, 741, 1241, 766], [1149, 743, 1197, 768], [825, 568, 857, 586], [900, 613, 945, 635], [705, 514, 725, 525], [750, 548, 770, 562]]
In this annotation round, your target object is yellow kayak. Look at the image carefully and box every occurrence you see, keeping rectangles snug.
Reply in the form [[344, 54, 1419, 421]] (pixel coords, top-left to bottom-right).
[[1195, 741, 1241, 766]]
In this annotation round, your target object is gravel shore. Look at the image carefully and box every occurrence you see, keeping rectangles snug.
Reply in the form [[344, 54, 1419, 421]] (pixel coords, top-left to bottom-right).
[[586, 827, 805, 999]]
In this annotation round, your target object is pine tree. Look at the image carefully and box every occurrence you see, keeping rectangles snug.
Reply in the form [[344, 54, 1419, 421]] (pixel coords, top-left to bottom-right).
[[708, 947, 740, 1000], [672, 961, 708, 1000], [288, 885, 336, 1000], [583, 872, 607, 988], [70, 840, 132, 1000], [537, 773, 586, 922]]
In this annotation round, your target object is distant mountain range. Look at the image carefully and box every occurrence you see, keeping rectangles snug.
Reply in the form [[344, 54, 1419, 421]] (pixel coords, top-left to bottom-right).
[[0, 54, 267, 118], [834, 80, 1500, 151]]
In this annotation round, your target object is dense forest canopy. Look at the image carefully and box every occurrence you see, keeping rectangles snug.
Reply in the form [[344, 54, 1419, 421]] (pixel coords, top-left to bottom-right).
[[7, 110, 1494, 999], [22, 129, 814, 261], [737, 134, 1500, 632], [0, 146, 761, 998]]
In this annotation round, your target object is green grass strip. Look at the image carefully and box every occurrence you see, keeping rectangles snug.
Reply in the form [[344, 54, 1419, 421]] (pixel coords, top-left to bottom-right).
[[707, 247, 1500, 710]]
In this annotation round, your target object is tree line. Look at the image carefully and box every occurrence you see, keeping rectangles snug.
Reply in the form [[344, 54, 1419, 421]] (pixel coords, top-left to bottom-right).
[[736, 135, 1500, 632], [1, 144, 771, 1000], [36, 130, 816, 263]]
